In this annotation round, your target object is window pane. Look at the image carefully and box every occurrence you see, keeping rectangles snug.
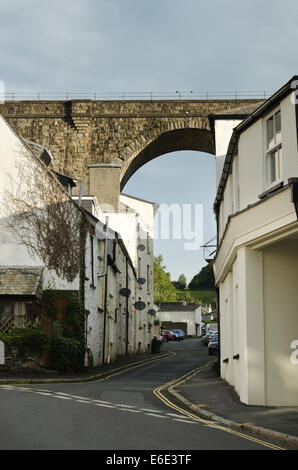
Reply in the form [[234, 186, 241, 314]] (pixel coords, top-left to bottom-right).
[[0, 302, 13, 316], [270, 151, 276, 183], [267, 116, 274, 148], [275, 111, 281, 132]]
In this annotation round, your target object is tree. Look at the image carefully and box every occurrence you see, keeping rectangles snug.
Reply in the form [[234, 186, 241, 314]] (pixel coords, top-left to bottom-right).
[[188, 264, 215, 290], [177, 274, 187, 290], [3, 143, 85, 282], [154, 255, 177, 303]]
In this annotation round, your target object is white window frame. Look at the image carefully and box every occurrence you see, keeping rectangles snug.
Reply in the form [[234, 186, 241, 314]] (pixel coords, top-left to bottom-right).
[[265, 109, 282, 188]]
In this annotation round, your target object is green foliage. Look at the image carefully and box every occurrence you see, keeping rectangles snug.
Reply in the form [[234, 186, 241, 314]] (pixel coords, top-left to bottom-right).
[[176, 291, 192, 303], [177, 274, 187, 290], [175, 288, 216, 306], [48, 335, 84, 373], [0, 328, 48, 356], [61, 294, 84, 341], [42, 288, 59, 319], [154, 255, 177, 303], [188, 264, 215, 290], [42, 289, 84, 341]]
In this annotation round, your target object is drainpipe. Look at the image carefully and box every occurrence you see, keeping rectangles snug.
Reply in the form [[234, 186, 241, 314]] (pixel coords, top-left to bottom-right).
[[102, 268, 108, 365], [215, 206, 221, 377], [125, 257, 129, 355], [97, 217, 109, 366]]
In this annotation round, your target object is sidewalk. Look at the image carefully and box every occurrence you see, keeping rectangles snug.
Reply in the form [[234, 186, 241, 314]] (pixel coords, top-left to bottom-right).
[[0, 351, 169, 384], [172, 361, 298, 448]]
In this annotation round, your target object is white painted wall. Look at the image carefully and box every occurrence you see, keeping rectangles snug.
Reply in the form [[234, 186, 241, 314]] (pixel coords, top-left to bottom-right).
[[157, 309, 201, 336], [214, 119, 242, 189], [263, 238, 298, 406], [0, 114, 80, 292]]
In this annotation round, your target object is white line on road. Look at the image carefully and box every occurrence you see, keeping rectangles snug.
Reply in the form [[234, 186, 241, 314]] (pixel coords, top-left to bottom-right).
[[53, 395, 73, 400], [145, 413, 169, 419], [117, 408, 141, 413], [173, 419, 198, 424], [140, 408, 163, 413], [94, 403, 116, 408], [114, 404, 136, 408]]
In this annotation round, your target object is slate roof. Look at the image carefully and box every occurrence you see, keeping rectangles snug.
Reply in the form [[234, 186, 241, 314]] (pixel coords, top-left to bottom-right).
[[214, 104, 262, 117], [158, 302, 200, 312], [0, 267, 43, 297]]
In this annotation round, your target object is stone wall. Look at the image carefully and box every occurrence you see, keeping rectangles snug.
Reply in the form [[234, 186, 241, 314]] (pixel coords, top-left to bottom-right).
[[0, 99, 263, 191]]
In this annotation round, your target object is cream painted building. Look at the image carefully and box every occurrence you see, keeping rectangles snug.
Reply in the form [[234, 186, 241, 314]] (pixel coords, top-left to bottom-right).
[[157, 302, 203, 337], [73, 192, 159, 366], [212, 77, 298, 406]]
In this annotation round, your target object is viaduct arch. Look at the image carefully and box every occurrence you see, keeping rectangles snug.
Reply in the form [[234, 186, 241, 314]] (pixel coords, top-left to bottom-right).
[[0, 99, 263, 206]]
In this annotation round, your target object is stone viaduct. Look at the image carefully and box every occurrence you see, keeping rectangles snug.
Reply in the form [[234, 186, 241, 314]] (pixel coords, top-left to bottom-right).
[[0, 99, 263, 208]]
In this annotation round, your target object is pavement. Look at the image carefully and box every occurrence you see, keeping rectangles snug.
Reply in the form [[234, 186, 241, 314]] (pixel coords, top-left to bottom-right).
[[170, 345, 298, 449]]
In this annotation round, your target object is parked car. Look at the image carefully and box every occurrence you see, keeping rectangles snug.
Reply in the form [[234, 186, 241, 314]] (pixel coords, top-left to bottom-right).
[[208, 338, 219, 355], [161, 330, 175, 342], [171, 329, 185, 340], [201, 331, 215, 345]]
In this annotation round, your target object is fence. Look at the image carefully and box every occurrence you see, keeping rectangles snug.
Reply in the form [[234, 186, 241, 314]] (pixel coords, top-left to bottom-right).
[[0, 314, 34, 333]]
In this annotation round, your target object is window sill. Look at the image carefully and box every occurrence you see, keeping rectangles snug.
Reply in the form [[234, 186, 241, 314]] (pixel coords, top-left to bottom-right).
[[259, 181, 283, 200]]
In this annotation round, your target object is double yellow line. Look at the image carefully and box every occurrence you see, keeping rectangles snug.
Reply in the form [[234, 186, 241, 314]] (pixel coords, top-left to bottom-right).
[[154, 362, 285, 451], [99, 352, 176, 381]]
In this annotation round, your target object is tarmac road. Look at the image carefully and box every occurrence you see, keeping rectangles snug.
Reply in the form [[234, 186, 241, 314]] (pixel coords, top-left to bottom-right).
[[0, 339, 286, 451]]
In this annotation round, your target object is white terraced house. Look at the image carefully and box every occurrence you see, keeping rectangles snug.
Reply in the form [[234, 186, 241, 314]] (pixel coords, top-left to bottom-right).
[[211, 76, 298, 406]]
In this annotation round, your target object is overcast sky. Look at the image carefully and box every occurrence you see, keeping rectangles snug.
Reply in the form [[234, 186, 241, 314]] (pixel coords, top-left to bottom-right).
[[1, 0, 298, 282]]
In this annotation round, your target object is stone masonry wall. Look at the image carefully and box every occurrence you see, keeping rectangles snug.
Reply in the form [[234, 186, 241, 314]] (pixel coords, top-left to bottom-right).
[[0, 99, 263, 190]]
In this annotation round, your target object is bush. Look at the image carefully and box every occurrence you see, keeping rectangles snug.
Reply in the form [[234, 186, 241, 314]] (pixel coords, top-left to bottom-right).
[[48, 335, 84, 373], [0, 328, 48, 356]]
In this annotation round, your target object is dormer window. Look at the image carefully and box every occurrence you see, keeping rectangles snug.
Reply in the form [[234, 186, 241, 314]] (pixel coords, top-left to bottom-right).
[[265, 110, 282, 187]]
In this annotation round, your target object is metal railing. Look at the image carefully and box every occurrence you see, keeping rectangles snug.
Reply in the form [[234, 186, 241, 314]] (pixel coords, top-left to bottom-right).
[[0, 90, 274, 102]]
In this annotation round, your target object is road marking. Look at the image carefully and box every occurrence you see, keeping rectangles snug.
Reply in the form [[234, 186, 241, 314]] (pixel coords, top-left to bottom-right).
[[118, 408, 141, 413], [92, 399, 112, 404], [102, 352, 176, 381], [173, 419, 198, 424], [76, 400, 92, 404], [140, 408, 162, 413], [56, 393, 92, 400], [94, 403, 115, 408], [53, 395, 73, 400], [153, 362, 285, 451], [145, 413, 169, 419], [114, 404, 136, 408]]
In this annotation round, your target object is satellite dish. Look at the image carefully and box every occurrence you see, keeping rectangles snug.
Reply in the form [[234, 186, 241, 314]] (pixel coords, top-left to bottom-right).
[[148, 309, 156, 316], [137, 244, 146, 251], [134, 301, 146, 311], [119, 288, 131, 297], [137, 278, 146, 285]]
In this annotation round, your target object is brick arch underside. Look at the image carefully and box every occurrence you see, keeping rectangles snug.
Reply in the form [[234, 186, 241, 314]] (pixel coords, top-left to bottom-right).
[[120, 128, 214, 190]]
